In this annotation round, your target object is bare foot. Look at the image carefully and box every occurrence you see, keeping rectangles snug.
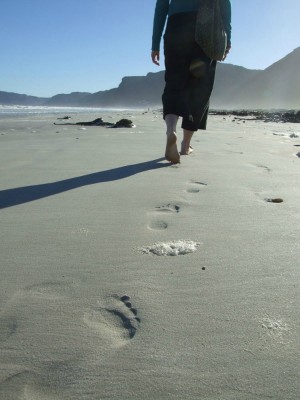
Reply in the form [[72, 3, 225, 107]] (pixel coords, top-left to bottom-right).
[[165, 132, 180, 164], [180, 143, 194, 155]]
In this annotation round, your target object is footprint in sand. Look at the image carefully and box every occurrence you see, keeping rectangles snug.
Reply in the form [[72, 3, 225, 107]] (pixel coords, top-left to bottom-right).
[[265, 198, 284, 204], [148, 220, 168, 231], [256, 192, 284, 204], [147, 204, 180, 230], [256, 164, 272, 173], [155, 203, 180, 213], [186, 181, 207, 193], [84, 295, 140, 346]]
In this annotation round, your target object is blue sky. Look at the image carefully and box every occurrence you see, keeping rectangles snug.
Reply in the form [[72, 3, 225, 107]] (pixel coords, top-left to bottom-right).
[[1, 0, 299, 97]]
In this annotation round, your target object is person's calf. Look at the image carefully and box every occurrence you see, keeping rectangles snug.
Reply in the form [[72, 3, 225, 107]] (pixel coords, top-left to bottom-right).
[[164, 114, 180, 163], [165, 114, 179, 135]]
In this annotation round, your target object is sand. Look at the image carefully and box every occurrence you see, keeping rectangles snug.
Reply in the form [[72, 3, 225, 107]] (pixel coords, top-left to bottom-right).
[[0, 109, 299, 399]]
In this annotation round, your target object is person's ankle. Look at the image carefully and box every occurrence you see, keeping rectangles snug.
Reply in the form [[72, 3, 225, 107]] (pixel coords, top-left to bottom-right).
[[166, 130, 176, 136], [181, 140, 190, 147]]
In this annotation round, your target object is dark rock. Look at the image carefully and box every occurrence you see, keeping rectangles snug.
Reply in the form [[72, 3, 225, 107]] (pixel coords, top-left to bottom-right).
[[53, 117, 134, 128], [76, 118, 113, 126], [210, 109, 300, 123], [57, 116, 71, 120], [54, 117, 113, 126], [111, 119, 134, 128]]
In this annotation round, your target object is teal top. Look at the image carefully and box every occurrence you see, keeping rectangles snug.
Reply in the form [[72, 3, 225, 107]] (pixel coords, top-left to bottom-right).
[[152, 0, 231, 51]]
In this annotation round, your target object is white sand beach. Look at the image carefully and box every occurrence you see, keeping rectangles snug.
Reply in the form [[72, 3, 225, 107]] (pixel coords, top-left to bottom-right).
[[0, 109, 299, 399]]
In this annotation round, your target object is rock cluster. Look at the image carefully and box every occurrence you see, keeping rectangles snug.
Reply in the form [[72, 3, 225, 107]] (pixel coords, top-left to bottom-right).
[[210, 110, 300, 123], [54, 117, 134, 128]]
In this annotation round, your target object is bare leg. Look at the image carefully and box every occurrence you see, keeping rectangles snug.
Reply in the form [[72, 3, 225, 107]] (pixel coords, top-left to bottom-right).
[[181, 129, 194, 155], [165, 114, 180, 163]]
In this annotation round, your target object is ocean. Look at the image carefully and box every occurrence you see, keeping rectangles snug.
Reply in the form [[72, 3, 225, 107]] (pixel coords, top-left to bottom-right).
[[0, 105, 131, 117]]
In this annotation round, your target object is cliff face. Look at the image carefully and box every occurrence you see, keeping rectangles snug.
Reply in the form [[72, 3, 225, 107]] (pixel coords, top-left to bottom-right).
[[82, 73, 166, 108], [1, 48, 300, 109]]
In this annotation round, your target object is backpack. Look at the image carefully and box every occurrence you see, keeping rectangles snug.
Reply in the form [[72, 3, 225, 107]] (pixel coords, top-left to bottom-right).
[[195, 0, 227, 61]]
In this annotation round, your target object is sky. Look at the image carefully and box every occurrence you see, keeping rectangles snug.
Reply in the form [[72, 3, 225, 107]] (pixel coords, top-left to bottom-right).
[[1, 0, 300, 98]]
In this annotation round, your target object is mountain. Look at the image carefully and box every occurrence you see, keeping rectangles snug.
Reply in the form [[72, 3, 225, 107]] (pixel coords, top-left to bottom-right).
[[41, 65, 260, 109], [82, 72, 166, 107], [1, 48, 300, 109], [224, 47, 300, 109], [210, 63, 261, 108], [0, 91, 46, 106], [44, 92, 91, 106], [78, 65, 260, 108]]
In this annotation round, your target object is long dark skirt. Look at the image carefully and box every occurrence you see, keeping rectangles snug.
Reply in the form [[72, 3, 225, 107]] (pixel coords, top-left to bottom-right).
[[163, 12, 217, 131]]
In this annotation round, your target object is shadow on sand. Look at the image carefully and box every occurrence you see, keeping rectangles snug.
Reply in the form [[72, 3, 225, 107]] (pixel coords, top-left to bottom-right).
[[0, 158, 168, 209]]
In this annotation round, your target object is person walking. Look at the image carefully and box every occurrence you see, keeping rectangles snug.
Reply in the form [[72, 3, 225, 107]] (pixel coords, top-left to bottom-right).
[[151, 0, 231, 163]]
